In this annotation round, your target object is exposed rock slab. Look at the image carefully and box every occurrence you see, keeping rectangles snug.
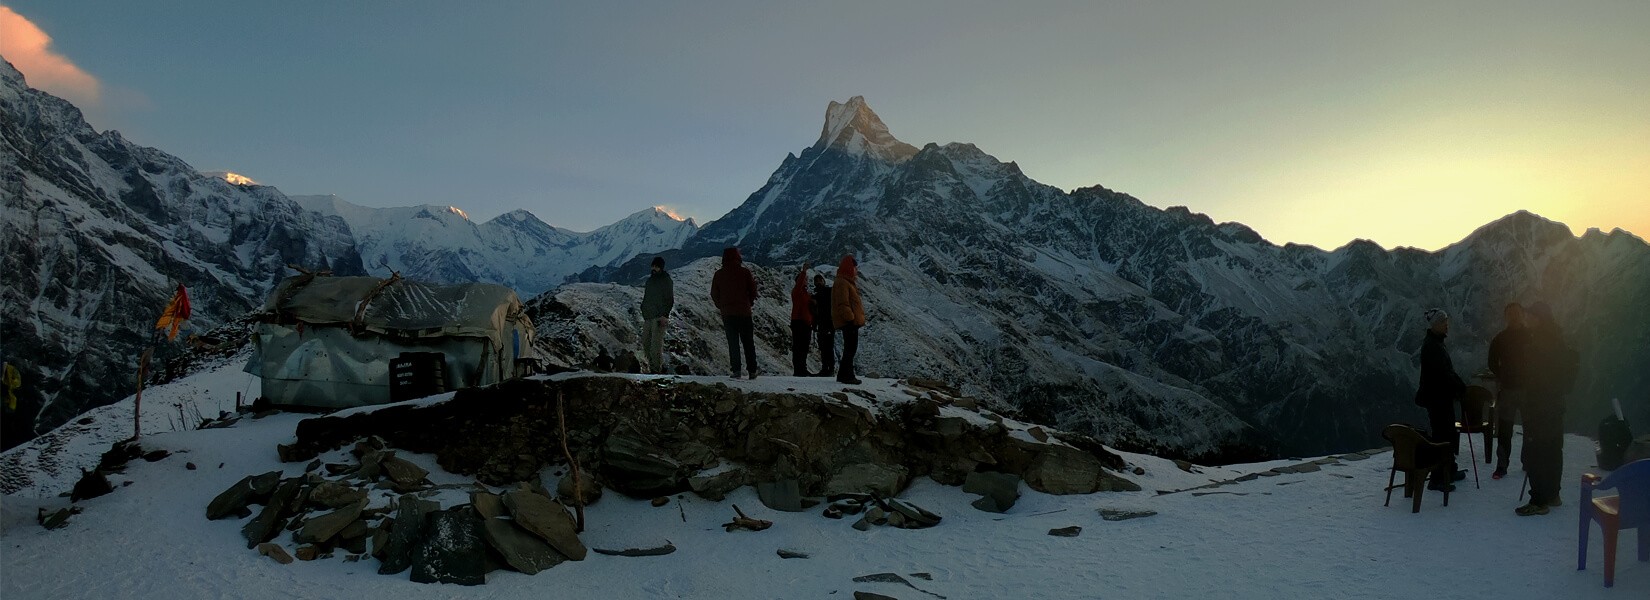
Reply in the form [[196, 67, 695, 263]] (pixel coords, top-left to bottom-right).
[[502, 490, 587, 561]]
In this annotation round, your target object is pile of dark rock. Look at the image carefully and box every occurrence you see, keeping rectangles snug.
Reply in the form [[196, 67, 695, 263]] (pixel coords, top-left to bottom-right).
[[218, 374, 1147, 584], [278, 375, 1140, 504], [209, 438, 586, 585]]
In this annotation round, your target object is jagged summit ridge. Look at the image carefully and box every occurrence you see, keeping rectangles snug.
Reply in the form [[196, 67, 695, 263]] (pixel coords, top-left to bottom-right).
[[813, 96, 919, 163]]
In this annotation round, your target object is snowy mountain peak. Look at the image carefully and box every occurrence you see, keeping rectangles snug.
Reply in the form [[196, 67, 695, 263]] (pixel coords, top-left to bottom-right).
[[813, 96, 919, 163], [200, 171, 258, 186], [1, 58, 24, 83]]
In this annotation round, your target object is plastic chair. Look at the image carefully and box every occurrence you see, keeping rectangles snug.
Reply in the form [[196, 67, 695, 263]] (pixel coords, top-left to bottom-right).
[[1382, 424, 1453, 513], [1579, 458, 1650, 587], [1459, 386, 1494, 488]]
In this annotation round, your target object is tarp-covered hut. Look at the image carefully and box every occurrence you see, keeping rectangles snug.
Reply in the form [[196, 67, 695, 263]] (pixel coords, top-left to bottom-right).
[[246, 274, 536, 409]]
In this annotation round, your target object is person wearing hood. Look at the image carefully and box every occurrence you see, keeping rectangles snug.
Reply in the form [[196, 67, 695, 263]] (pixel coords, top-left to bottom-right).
[[811, 273, 835, 377], [640, 256, 675, 374], [831, 255, 866, 385], [710, 247, 760, 379], [1415, 308, 1467, 492], [789, 263, 814, 377], [1516, 301, 1578, 517]]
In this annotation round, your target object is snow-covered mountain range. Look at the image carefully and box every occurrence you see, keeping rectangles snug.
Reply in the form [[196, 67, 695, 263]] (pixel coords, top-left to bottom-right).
[[293, 195, 696, 296], [0, 59, 365, 448], [0, 58, 691, 449], [569, 96, 1650, 461], [5, 52, 1644, 463]]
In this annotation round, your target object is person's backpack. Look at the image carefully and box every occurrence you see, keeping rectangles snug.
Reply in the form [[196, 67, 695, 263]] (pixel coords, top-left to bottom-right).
[[1597, 414, 1634, 470]]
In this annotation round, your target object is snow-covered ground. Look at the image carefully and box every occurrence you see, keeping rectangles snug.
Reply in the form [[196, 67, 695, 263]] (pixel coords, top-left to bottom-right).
[[1, 364, 1641, 598]]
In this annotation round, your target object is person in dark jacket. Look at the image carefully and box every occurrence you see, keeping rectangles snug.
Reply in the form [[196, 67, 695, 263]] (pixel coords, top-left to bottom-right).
[[1486, 302, 1530, 479], [1416, 308, 1466, 491], [640, 256, 675, 374], [1516, 302, 1577, 516], [710, 247, 759, 379], [832, 255, 866, 385], [811, 273, 835, 377], [789, 263, 814, 376]]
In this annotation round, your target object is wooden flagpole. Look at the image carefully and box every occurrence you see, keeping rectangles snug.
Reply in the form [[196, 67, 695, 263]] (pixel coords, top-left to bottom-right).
[[134, 347, 154, 440]]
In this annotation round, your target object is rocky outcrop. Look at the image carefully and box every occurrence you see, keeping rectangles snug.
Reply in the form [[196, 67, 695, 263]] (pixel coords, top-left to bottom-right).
[[282, 375, 1136, 504]]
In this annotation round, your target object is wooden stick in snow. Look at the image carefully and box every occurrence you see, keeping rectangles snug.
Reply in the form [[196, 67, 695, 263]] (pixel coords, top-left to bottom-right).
[[557, 390, 585, 532]]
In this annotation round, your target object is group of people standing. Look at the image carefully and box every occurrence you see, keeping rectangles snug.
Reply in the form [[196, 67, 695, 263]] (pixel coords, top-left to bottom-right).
[[787, 255, 866, 384], [634, 248, 867, 384], [1415, 301, 1578, 517]]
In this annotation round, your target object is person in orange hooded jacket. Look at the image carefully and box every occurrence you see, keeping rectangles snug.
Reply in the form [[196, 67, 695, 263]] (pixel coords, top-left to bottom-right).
[[831, 255, 866, 384]]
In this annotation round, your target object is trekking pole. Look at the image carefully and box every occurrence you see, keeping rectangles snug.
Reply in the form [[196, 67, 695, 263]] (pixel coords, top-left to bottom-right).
[[1466, 433, 1480, 489], [1519, 473, 1529, 502]]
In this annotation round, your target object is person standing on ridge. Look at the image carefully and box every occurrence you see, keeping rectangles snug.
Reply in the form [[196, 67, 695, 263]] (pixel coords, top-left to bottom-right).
[[1516, 302, 1578, 516], [640, 256, 675, 374], [812, 273, 836, 378], [790, 263, 814, 377], [594, 347, 614, 372], [832, 255, 866, 385], [1415, 308, 1467, 492], [710, 247, 760, 379], [1487, 302, 1531, 480]]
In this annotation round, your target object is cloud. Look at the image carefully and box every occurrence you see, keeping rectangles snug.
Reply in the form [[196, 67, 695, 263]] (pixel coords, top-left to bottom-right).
[[0, 5, 101, 107]]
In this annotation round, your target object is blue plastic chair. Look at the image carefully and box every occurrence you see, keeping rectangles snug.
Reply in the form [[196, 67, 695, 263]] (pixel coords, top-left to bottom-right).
[[1579, 458, 1650, 587]]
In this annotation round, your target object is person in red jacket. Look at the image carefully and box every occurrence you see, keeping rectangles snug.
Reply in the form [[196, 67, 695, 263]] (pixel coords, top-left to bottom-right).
[[789, 263, 814, 376], [710, 247, 759, 379]]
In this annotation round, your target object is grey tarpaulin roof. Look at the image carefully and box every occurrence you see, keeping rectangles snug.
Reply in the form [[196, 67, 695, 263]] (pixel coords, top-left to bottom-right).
[[261, 275, 534, 348]]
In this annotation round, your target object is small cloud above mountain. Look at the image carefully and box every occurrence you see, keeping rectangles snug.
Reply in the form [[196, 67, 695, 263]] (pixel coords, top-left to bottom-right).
[[0, 6, 101, 108]]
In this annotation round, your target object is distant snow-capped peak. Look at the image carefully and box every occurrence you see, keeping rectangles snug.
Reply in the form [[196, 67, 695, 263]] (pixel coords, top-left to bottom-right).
[[290, 195, 698, 295], [814, 95, 919, 163]]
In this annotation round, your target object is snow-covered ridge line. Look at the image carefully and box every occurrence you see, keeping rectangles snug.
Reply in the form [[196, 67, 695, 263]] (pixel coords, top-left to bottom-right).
[[293, 195, 698, 296]]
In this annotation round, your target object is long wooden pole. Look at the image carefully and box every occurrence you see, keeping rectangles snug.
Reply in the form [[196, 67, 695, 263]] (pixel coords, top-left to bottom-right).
[[556, 390, 585, 532], [134, 347, 154, 440]]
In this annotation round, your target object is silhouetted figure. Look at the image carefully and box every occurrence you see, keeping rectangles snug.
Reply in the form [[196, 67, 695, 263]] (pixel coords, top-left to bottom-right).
[[594, 347, 614, 372], [812, 273, 835, 377], [1516, 302, 1578, 517], [1415, 308, 1466, 492], [640, 256, 675, 374], [614, 351, 642, 375], [832, 255, 866, 385], [1487, 302, 1532, 479], [711, 247, 759, 379], [790, 263, 814, 376]]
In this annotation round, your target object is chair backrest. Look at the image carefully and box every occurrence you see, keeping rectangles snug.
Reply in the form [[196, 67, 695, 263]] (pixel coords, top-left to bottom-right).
[[1601, 458, 1650, 529], [1382, 424, 1437, 470], [1461, 386, 1493, 431]]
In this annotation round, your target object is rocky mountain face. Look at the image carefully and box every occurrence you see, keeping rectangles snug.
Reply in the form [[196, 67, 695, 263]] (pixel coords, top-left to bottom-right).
[[294, 195, 697, 296], [571, 96, 1650, 461], [0, 59, 366, 449]]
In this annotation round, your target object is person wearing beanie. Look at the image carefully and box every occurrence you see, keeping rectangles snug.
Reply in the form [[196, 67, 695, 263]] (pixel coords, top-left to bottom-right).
[[1414, 307, 1466, 492], [710, 248, 759, 379], [1515, 301, 1578, 516], [639, 256, 674, 374], [1486, 302, 1532, 479], [831, 254, 866, 385]]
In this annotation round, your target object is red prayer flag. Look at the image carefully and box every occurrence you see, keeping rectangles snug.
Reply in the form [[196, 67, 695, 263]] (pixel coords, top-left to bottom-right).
[[155, 284, 191, 341]]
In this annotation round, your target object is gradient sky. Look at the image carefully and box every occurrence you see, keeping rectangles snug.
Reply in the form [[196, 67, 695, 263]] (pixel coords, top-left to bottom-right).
[[3, 1, 1646, 250]]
